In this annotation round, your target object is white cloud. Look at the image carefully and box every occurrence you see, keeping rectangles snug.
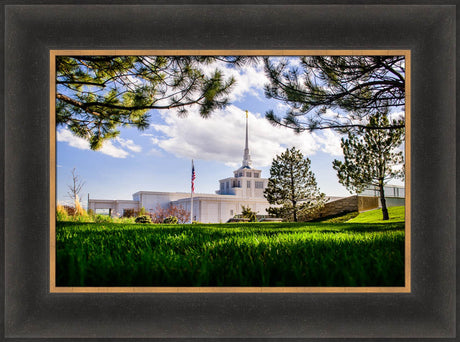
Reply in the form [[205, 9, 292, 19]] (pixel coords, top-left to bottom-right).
[[201, 60, 268, 101], [150, 106, 324, 168], [148, 59, 268, 109], [201, 57, 305, 103], [147, 149, 163, 157], [99, 141, 130, 158], [57, 129, 132, 159], [57, 129, 89, 150], [276, 102, 290, 111], [313, 130, 344, 156], [116, 137, 142, 153], [150, 137, 160, 145]]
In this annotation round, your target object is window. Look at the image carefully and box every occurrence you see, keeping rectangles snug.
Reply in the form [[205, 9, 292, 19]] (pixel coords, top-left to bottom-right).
[[237, 180, 241, 187], [230, 210, 234, 216], [95, 208, 110, 215], [233, 180, 237, 187], [226, 182, 229, 189], [254, 173, 260, 178], [247, 180, 251, 188], [238, 172, 243, 177], [247, 172, 252, 177], [220, 183, 225, 191], [255, 181, 264, 189]]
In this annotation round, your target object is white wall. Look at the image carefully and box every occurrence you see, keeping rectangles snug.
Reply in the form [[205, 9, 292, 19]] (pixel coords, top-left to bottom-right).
[[173, 196, 272, 223], [114, 201, 140, 217], [88, 200, 139, 217], [136, 192, 191, 213]]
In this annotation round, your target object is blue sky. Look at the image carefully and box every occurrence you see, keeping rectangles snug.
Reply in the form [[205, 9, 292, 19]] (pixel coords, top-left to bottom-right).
[[56, 58, 404, 207]]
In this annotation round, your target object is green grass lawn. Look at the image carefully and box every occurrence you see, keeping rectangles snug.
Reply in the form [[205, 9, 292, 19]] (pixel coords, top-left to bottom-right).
[[347, 206, 405, 223], [56, 219, 405, 287]]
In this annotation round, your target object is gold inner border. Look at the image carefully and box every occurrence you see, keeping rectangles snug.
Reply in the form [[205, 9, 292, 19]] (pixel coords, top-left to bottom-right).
[[50, 50, 411, 293]]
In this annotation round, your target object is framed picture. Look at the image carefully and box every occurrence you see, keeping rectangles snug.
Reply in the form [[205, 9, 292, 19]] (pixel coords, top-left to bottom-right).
[[51, 50, 410, 293], [3, 2, 456, 339]]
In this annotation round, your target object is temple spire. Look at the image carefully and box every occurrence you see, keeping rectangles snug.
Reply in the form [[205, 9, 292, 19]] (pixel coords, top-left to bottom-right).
[[242, 110, 252, 168]]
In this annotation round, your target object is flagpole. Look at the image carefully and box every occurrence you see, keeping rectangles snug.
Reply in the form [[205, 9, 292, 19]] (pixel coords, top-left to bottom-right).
[[190, 159, 194, 224]]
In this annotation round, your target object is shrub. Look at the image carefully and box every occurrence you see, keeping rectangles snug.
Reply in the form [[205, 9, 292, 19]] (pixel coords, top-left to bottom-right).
[[56, 204, 69, 221], [227, 217, 250, 223], [113, 216, 136, 224], [240, 205, 258, 222], [163, 216, 178, 224], [63, 205, 76, 216], [94, 214, 113, 223], [72, 215, 92, 223], [150, 204, 190, 223], [135, 215, 152, 224], [122, 208, 136, 218]]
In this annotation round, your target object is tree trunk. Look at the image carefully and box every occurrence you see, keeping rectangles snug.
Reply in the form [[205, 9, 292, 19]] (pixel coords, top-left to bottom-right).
[[292, 201, 297, 222], [379, 181, 389, 220]]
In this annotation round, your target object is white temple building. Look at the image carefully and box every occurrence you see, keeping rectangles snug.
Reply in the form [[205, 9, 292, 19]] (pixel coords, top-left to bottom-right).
[[88, 113, 406, 222], [88, 112, 271, 223]]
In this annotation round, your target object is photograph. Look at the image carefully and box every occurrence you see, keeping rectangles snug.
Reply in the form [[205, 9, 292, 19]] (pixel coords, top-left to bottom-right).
[[53, 52, 408, 290], [4, 2, 456, 339]]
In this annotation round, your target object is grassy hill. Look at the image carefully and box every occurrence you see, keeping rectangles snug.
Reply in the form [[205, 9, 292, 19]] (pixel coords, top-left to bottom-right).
[[347, 206, 405, 223]]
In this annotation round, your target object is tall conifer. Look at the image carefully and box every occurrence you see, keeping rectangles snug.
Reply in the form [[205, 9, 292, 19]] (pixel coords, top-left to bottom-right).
[[332, 111, 404, 220], [264, 147, 325, 222]]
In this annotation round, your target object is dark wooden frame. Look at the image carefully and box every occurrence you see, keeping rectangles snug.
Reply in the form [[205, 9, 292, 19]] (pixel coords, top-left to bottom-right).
[[2, 2, 456, 339], [49, 48, 411, 294]]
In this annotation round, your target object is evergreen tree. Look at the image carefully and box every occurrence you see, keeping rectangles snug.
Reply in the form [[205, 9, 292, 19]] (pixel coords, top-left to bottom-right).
[[263, 56, 405, 133], [56, 56, 251, 149], [332, 111, 404, 220], [264, 147, 325, 222]]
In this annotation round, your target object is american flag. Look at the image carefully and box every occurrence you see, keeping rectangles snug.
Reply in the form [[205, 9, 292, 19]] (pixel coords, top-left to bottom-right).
[[191, 160, 196, 193]]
